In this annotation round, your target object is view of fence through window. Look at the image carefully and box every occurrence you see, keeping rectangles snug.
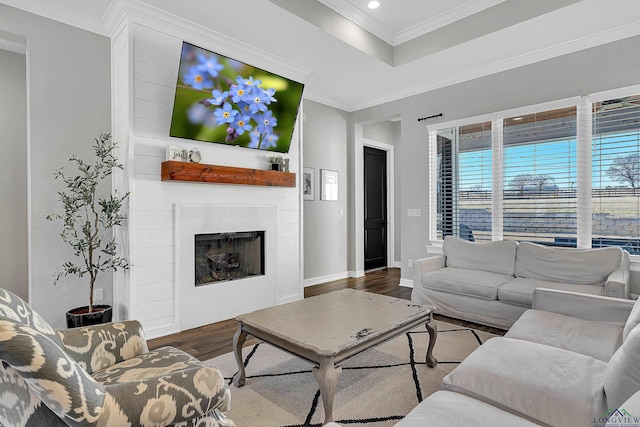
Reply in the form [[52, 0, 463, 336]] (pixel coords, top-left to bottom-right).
[[502, 107, 577, 244], [436, 123, 492, 241], [435, 95, 640, 254], [592, 95, 640, 254]]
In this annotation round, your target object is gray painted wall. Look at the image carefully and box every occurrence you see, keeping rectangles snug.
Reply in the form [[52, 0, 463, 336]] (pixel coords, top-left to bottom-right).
[[350, 35, 640, 286], [303, 100, 349, 279], [0, 6, 111, 328], [0, 49, 28, 300]]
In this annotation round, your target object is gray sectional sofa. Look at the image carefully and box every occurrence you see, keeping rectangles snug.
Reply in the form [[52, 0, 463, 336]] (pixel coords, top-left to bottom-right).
[[412, 236, 630, 329], [397, 288, 640, 427]]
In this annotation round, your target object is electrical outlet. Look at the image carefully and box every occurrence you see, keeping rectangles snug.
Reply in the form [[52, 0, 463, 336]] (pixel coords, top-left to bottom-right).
[[407, 259, 413, 268], [94, 288, 104, 302]]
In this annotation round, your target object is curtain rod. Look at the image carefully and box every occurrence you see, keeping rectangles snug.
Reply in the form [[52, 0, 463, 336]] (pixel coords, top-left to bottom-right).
[[417, 113, 443, 122]]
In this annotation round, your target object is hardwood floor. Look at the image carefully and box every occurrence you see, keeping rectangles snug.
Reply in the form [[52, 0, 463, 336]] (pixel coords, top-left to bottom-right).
[[148, 268, 504, 361]]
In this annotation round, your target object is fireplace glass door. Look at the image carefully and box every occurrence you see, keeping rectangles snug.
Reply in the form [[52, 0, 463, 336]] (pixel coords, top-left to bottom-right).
[[194, 231, 265, 285]]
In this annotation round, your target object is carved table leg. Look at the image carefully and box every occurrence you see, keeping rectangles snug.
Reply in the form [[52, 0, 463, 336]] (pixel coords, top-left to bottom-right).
[[312, 357, 342, 425], [232, 323, 248, 387], [425, 314, 438, 368]]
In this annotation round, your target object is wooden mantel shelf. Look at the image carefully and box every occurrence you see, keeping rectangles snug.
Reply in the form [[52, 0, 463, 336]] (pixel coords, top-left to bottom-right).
[[161, 161, 296, 187]]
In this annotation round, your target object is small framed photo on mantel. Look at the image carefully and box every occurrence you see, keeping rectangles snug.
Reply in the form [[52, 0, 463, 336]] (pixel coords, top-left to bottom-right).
[[320, 169, 339, 201], [303, 167, 315, 201]]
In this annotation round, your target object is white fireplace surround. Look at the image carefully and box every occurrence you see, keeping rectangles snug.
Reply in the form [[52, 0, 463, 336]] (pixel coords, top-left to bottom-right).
[[176, 204, 279, 330]]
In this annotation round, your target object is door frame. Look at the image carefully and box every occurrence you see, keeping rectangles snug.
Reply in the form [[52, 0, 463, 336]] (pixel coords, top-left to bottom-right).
[[354, 123, 395, 276]]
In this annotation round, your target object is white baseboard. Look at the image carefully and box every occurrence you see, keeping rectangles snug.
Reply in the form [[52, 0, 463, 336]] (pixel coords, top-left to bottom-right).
[[392, 261, 402, 268], [145, 324, 180, 340], [348, 270, 365, 278], [303, 271, 349, 288], [279, 294, 304, 304], [399, 278, 414, 288]]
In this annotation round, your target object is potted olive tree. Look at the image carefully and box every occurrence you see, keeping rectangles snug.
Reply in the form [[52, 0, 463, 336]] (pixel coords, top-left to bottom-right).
[[48, 132, 129, 328]]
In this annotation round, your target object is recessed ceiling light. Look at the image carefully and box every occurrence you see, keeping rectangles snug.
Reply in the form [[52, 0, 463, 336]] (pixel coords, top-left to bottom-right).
[[513, 117, 523, 121], [368, 1, 380, 9]]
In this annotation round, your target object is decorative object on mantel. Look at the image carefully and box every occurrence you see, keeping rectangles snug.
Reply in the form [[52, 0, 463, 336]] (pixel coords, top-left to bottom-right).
[[47, 133, 129, 328], [321, 169, 339, 201], [268, 155, 285, 171], [161, 160, 296, 187], [188, 147, 201, 163], [166, 144, 188, 161], [303, 167, 315, 200]]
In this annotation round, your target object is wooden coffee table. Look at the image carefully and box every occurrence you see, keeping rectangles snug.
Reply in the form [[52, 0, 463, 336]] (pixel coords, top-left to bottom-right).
[[232, 289, 437, 425]]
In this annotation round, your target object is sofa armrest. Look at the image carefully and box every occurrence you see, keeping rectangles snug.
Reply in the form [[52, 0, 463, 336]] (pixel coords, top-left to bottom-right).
[[606, 268, 630, 299], [413, 255, 446, 288], [533, 288, 635, 326], [57, 320, 149, 374], [606, 249, 631, 299]]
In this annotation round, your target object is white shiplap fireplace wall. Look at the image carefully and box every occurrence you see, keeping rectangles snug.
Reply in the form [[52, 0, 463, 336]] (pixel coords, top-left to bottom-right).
[[107, 7, 305, 339]]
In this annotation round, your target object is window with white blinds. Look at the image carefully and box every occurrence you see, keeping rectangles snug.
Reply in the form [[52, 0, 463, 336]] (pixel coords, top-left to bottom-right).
[[436, 122, 492, 241], [429, 87, 640, 254], [592, 95, 640, 255], [502, 107, 577, 244]]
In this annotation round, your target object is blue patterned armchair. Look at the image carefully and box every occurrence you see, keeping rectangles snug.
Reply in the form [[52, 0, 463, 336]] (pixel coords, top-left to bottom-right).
[[0, 288, 235, 427]]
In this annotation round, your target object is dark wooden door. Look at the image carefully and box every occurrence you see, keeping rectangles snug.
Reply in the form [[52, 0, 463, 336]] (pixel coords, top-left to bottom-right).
[[364, 146, 387, 270]]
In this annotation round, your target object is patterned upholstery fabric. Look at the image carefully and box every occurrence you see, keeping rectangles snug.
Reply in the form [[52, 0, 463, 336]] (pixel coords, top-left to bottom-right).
[[0, 289, 235, 427], [0, 288, 60, 345], [57, 321, 149, 375]]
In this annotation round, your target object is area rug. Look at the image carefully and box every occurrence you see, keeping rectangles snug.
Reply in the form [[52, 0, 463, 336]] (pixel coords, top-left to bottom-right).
[[205, 320, 497, 426]]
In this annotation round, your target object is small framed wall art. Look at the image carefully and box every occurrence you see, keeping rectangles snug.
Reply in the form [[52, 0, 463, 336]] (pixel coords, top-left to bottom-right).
[[320, 169, 339, 201], [303, 167, 315, 201]]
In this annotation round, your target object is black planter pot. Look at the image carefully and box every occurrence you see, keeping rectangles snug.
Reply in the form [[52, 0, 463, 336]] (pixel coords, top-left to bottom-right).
[[66, 305, 112, 328]]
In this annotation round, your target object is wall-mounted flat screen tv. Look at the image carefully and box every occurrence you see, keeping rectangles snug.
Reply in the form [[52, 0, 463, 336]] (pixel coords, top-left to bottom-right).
[[170, 41, 304, 153]]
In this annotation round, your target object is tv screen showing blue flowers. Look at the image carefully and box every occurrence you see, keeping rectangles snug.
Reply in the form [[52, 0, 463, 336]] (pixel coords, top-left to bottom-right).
[[170, 41, 304, 153]]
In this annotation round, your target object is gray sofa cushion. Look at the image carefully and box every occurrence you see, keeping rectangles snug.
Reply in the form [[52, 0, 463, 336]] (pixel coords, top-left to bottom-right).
[[395, 390, 539, 427], [605, 325, 640, 409], [423, 267, 512, 300], [498, 277, 605, 307], [623, 298, 640, 341], [515, 242, 623, 285], [444, 236, 518, 276], [505, 309, 623, 362], [443, 337, 608, 427]]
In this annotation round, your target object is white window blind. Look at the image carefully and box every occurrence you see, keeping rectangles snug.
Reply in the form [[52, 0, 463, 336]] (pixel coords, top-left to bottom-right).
[[502, 107, 577, 244], [592, 95, 640, 255], [436, 122, 492, 241]]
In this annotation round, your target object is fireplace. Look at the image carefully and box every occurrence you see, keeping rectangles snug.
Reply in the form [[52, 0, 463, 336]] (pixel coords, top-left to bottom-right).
[[194, 231, 265, 285], [177, 204, 279, 331]]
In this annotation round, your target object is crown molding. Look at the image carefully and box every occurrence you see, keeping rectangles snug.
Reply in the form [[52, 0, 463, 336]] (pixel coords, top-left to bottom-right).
[[303, 93, 351, 113], [0, 29, 26, 54], [317, 0, 506, 46], [103, 0, 312, 84], [1, 0, 108, 35], [0, 38, 25, 54], [349, 19, 640, 112], [394, 0, 506, 45], [317, 0, 394, 45]]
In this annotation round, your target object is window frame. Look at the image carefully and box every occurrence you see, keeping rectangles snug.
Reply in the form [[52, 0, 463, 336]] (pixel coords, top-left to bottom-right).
[[427, 84, 640, 261]]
